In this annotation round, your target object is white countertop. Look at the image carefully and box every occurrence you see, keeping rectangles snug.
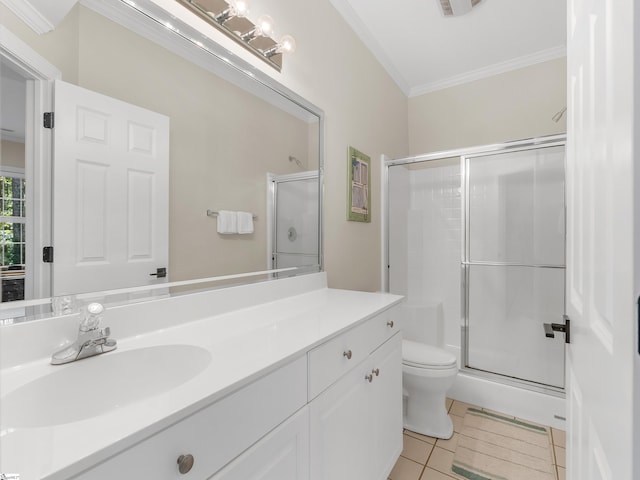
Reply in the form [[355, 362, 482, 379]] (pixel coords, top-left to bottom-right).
[[0, 281, 403, 480]]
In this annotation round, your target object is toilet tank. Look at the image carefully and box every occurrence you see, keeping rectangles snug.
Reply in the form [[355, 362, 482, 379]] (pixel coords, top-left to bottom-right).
[[399, 302, 444, 346]]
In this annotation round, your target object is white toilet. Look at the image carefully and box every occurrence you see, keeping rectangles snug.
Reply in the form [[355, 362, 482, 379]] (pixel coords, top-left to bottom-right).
[[399, 302, 458, 439], [402, 339, 458, 439]]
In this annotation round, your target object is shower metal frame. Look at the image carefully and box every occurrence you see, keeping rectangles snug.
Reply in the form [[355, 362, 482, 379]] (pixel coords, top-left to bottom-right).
[[384, 134, 567, 397], [268, 170, 322, 273]]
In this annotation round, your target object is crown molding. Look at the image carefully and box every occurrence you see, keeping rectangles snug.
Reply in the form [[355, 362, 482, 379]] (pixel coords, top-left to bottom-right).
[[328, 0, 411, 96], [0, 0, 54, 34], [409, 45, 567, 97]]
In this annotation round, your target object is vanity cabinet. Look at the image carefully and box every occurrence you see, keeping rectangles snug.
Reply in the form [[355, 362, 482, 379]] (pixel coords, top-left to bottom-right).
[[309, 313, 402, 480], [71, 356, 307, 480], [68, 306, 401, 480]]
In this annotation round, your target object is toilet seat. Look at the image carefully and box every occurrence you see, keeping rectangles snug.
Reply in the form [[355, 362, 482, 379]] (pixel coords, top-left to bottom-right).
[[402, 340, 457, 370]]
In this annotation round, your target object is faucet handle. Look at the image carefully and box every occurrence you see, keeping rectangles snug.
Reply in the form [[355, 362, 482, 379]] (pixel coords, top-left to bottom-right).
[[79, 302, 105, 332]]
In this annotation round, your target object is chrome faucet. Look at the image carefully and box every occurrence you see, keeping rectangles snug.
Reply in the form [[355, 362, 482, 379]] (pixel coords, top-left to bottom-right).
[[51, 302, 117, 365]]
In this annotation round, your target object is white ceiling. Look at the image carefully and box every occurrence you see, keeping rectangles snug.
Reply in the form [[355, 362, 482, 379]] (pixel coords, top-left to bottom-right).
[[330, 0, 567, 97]]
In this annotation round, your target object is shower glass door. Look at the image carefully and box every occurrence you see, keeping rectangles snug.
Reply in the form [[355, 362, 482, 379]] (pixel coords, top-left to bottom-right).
[[270, 172, 320, 270], [463, 145, 566, 390]]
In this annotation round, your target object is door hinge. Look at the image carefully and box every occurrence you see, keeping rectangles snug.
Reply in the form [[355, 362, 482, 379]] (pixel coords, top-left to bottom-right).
[[43, 112, 54, 129], [43, 246, 54, 263]]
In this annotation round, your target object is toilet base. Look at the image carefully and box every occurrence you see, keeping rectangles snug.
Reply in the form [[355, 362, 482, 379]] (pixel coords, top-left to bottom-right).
[[402, 388, 454, 439], [403, 414, 453, 440]]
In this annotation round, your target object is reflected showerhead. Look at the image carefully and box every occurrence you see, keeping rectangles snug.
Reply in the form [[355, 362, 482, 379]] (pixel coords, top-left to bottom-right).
[[289, 155, 302, 167], [552, 107, 567, 123]]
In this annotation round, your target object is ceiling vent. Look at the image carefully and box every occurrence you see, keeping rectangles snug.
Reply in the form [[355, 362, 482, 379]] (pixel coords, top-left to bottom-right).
[[438, 0, 483, 16]]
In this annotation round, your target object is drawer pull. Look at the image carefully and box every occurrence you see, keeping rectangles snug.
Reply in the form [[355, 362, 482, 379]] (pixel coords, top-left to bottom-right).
[[387, 320, 394, 328], [177, 454, 195, 474], [343, 350, 353, 360], [372, 368, 380, 377], [365, 373, 374, 383]]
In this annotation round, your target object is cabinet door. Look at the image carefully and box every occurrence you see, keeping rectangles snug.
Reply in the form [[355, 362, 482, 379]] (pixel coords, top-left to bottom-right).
[[210, 407, 309, 480], [309, 359, 374, 480], [370, 334, 403, 480]]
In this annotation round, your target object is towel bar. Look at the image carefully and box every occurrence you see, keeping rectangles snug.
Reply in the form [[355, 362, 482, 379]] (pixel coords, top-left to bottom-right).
[[207, 209, 258, 219]]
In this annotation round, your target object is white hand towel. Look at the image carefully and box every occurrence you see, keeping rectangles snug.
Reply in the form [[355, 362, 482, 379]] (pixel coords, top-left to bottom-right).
[[216, 210, 237, 234], [236, 211, 254, 234]]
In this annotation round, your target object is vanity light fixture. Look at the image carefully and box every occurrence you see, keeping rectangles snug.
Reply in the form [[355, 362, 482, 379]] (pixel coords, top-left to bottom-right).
[[176, 0, 296, 71]]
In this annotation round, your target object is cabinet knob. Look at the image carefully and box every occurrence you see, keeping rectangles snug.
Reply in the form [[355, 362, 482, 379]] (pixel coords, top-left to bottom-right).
[[177, 454, 195, 474], [387, 320, 394, 328], [365, 373, 374, 383], [372, 368, 380, 377], [343, 350, 353, 360]]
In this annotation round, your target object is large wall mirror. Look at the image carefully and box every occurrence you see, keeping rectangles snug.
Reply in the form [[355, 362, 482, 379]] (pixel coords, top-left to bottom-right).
[[0, 0, 323, 321]]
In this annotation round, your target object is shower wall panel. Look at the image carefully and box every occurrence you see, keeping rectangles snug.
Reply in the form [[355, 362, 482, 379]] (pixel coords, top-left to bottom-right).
[[389, 159, 461, 350]]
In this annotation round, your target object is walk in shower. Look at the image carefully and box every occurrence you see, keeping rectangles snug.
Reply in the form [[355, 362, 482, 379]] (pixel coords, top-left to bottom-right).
[[385, 135, 566, 426], [268, 171, 320, 271]]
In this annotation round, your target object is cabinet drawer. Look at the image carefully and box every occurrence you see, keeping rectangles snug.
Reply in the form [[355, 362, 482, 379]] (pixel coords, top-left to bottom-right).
[[73, 355, 307, 480], [308, 307, 399, 400]]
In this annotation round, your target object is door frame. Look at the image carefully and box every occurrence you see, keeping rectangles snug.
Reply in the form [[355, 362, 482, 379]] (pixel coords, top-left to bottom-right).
[[0, 25, 61, 301]]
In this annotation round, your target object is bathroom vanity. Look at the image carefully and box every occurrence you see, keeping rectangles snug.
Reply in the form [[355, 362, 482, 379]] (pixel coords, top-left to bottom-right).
[[0, 273, 403, 480]]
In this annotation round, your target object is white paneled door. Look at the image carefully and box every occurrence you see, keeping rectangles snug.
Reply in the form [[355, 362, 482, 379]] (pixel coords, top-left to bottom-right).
[[52, 80, 169, 295], [566, 0, 638, 479]]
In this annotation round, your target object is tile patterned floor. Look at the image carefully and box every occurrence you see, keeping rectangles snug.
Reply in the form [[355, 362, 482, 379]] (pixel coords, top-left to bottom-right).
[[389, 399, 566, 480]]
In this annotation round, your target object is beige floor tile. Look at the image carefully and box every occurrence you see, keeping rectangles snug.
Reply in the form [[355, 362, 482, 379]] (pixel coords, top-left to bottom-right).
[[556, 466, 566, 480], [401, 433, 434, 464], [552, 428, 566, 448], [451, 414, 464, 433], [435, 432, 459, 453], [426, 446, 465, 479], [389, 456, 425, 480], [554, 446, 566, 468], [449, 400, 477, 417], [404, 429, 437, 445], [420, 466, 457, 480], [445, 398, 454, 412]]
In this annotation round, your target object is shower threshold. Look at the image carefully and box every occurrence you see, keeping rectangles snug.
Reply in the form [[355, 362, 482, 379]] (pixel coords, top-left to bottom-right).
[[460, 365, 565, 398]]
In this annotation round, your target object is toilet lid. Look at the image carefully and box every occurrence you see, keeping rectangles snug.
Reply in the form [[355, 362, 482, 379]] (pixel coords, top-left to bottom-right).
[[402, 340, 457, 368]]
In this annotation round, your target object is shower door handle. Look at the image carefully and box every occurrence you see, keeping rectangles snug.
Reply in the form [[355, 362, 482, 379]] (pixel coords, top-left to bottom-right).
[[543, 315, 571, 344]]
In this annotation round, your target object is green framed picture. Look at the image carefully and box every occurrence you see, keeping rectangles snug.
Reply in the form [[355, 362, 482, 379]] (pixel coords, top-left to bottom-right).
[[347, 146, 371, 222]]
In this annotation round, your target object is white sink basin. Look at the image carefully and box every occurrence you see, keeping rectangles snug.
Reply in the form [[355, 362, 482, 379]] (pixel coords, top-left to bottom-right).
[[1, 344, 211, 428]]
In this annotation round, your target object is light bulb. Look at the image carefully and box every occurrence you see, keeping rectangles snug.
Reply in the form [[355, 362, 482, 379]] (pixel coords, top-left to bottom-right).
[[215, 0, 249, 23], [232, 0, 249, 17], [255, 14, 274, 37], [277, 34, 296, 54]]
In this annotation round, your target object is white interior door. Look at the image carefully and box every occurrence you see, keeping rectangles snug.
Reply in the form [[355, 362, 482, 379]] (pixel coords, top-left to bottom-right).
[[52, 80, 169, 296], [566, 0, 638, 478]]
